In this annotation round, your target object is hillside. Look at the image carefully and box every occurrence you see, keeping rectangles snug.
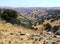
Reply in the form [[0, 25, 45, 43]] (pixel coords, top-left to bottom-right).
[[0, 7, 60, 44], [0, 20, 60, 44]]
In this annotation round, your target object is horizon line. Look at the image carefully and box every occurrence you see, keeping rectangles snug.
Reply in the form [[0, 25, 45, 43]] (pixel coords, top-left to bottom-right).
[[0, 6, 60, 8]]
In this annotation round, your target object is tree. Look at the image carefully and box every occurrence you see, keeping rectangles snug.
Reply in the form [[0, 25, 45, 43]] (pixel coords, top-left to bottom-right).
[[1, 9, 18, 24]]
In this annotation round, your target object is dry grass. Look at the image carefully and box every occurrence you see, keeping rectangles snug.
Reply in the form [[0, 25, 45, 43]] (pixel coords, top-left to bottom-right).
[[0, 20, 60, 44]]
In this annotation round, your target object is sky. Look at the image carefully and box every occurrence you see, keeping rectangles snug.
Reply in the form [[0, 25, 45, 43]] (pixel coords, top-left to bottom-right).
[[0, 0, 60, 7]]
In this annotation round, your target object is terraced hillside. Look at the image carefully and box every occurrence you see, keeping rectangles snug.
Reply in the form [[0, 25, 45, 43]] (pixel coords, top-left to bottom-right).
[[0, 20, 60, 44]]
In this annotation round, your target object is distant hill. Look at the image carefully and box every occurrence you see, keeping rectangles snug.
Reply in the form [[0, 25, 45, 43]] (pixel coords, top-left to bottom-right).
[[0, 7, 60, 33]]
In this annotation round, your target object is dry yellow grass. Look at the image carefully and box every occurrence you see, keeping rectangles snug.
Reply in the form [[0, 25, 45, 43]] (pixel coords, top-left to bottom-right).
[[0, 20, 59, 44], [43, 19, 60, 27], [33, 19, 60, 30]]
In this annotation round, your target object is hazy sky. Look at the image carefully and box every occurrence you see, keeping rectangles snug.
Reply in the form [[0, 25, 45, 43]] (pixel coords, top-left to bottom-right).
[[0, 0, 60, 7]]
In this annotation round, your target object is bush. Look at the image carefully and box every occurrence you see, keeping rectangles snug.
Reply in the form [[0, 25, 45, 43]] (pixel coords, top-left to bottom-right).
[[52, 26, 60, 33], [44, 23, 52, 31]]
